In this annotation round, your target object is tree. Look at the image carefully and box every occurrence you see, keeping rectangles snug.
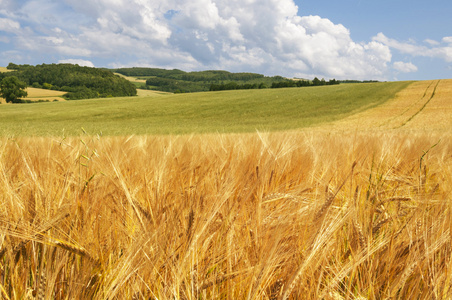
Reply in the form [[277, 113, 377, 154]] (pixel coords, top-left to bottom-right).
[[312, 77, 321, 86], [6, 62, 19, 70], [0, 76, 28, 103]]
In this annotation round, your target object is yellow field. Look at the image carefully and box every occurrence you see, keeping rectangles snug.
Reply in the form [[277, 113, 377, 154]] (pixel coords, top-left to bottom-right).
[[324, 79, 452, 133], [114, 72, 147, 83], [22, 87, 67, 102], [1, 87, 166, 104], [136, 89, 171, 97], [2, 86, 165, 102], [1, 131, 451, 299], [1, 79, 452, 298], [25, 87, 66, 98], [0, 67, 13, 73], [0, 87, 67, 103]]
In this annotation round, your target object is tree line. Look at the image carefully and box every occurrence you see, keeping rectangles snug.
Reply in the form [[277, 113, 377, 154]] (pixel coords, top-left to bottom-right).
[[113, 68, 266, 82], [210, 77, 339, 91], [209, 82, 269, 91], [144, 76, 287, 93], [115, 67, 285, 93], [113, 67, 346, 93], [3, 63, 137, 100]]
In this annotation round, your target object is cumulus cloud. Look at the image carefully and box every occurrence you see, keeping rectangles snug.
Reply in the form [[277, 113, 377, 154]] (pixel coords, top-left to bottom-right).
[[169, 0, 392, 79], [58, 59, 95, 67], [393, 61, 418, 73], [4, 0, 445, 80], [0, 0, 394, 79]]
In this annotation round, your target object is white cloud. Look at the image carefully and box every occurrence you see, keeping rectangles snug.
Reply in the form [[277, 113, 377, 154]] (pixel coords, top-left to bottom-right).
[[393, 61, 418, 73], [374, 33, 452, 63], [0, 0, 18, 12], [0, 0, 399, 79], [0, 17, 20, 33], [0, 50, 26, 65], [58, 59, 95, 67], [166, 0, 392, 79], [424, 39, 440, 46], [443, 37, 452, 44]]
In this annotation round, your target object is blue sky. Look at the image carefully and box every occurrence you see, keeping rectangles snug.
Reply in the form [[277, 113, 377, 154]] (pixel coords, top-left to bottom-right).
[[0, 0, 451, 80]]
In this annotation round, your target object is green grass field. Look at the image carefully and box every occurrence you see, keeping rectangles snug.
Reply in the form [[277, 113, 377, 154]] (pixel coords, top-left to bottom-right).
[[0, 81, 411, 136]]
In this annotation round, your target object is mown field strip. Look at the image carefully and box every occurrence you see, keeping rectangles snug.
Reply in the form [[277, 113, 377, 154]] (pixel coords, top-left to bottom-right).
[[23, 87, 67, 102]]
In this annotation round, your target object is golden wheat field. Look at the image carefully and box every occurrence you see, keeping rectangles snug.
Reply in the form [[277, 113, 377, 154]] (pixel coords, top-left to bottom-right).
[[22, 88, 67, 102], [1, 80, 452, 299], [0, 87, 67, 104], [0, 86, 165, 104], [325, 79, 452, 132]]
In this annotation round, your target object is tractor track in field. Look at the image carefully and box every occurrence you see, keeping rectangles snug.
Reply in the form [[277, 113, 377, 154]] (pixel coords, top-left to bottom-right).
[[381, 81, 434, 126], [322, 79, 449, 132], [395, 80, 440, 128], [375, 80, 437, 129]]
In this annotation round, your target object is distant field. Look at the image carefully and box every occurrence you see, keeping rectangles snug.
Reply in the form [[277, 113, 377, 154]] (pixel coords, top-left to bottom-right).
[[0, 81, 410, 136], [0, 87, 67, 104], [136, 89, 171, 97], [0, 68, 67, 102], [114, 72, 147, 83], [23, 87, 67, 102], [0, 66, 13, 73]]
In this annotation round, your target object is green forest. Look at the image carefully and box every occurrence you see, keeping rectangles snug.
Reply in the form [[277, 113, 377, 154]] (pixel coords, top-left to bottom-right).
[[113, 67, 341, 93], [112, 67, 282, 93], [3, 63, 137, 99]]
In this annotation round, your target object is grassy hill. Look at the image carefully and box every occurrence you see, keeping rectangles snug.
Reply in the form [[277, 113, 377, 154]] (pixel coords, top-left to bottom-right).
[[0, 81, 410, 136]]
